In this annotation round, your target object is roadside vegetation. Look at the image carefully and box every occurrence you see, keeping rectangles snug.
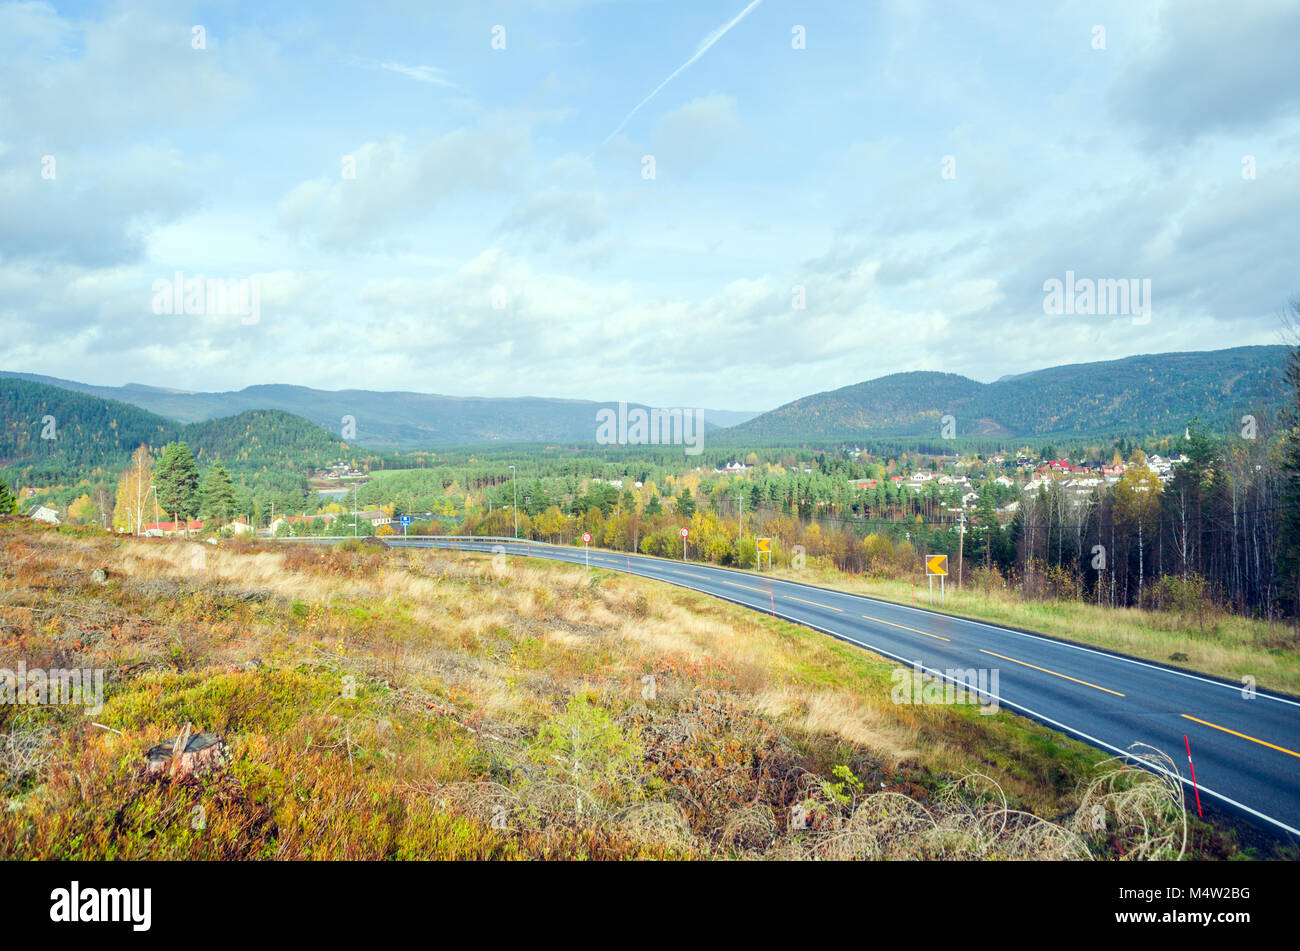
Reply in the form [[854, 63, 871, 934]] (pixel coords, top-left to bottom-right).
[[0, 520, 1280, 860]]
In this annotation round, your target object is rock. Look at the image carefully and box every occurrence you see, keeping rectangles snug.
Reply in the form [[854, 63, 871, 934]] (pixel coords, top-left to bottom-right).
[[145, 729, 229, 778], [91, 567, 108, 585]]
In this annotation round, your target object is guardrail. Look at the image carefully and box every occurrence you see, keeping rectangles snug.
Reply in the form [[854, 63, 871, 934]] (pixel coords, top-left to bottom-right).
[[271, 534, 556, 546]]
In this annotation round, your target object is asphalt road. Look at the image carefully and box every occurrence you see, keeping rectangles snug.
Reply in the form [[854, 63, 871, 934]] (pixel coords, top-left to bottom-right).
[[381, 536, 1300, 839]]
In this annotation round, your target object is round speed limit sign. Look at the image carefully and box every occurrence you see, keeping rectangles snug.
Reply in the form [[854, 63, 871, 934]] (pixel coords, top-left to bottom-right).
[[582, 532, 592, 543], [680, 527, 689, 538]]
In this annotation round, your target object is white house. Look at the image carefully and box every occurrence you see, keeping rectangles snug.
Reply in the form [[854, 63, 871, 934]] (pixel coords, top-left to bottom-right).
[[29, 505, 59, 525]]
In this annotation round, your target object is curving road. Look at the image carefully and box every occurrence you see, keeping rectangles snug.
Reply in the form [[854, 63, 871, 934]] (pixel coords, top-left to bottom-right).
[[375, 535, 1300, 839]]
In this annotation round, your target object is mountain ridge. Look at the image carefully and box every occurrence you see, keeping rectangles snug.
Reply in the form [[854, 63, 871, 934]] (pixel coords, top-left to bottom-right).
[[716, 345, 1289, 444]]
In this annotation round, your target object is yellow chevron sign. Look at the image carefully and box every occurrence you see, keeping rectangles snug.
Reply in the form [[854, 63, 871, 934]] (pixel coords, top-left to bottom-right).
[[757, 538, 771, 553], [926, 555, 948, 576]]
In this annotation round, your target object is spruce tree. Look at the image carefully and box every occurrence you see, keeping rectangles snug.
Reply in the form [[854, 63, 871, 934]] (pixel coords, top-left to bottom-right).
[[201, 461, 237, 525], [154, 442, 201, 525], [0, 479, 18, 515]]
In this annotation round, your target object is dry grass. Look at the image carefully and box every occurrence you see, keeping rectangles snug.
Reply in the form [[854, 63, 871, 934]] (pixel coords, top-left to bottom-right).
[[0, 521, 1269, 860]]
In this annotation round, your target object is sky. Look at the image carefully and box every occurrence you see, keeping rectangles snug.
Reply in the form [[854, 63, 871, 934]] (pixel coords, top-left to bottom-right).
[[2, 0, 1298, 413]]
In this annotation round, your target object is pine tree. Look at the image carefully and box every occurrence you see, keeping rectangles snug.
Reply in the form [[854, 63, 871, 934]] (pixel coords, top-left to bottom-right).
[[154, 442, 201, 526], [0, 478, 18, 515], [200, 461, 237, 525]]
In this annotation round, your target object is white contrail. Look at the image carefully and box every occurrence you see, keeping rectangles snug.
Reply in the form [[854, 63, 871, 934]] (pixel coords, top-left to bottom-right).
[[600, 0, 763, 145]]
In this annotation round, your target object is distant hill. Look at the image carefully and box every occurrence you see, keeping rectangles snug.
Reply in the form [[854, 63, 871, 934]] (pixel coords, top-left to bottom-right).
[[0, 372, 758, 449], [0, 379, 351, 485], [717, 346, 1290, 444]]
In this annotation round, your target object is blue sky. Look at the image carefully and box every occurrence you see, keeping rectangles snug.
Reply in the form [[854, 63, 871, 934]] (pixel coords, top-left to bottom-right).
[[2, 0, 1298, 411]]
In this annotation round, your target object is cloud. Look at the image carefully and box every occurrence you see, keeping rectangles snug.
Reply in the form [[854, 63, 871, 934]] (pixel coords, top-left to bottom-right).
[[1109, 0, 1300, 146], [355, 57, 458, 89], [650, 93, 750, 172], [277, 126, 530, 248], [501, 189, 610, 245]]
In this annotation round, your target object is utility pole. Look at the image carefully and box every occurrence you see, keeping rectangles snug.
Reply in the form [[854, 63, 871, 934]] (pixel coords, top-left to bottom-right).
[[509, 465, 518, 539], [734, 487, 743, 549], [957, 508, 966, 589]]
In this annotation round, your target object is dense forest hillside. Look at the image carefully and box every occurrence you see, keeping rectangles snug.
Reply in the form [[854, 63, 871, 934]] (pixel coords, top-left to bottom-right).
[[0, 380, 351, 486], [0, 373, 755, 449], [719, 346, 1288, 444]]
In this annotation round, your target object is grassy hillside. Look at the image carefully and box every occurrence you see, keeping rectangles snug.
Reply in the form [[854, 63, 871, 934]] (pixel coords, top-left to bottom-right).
[[0, 521, 1272, 860], [721, 346, 1288, 444]]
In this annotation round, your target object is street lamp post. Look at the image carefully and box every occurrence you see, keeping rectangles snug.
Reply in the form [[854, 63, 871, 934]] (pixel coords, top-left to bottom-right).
[[509, 465, 518, 539]]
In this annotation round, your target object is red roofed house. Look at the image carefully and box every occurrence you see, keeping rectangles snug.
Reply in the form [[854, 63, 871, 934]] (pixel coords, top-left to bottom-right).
[[143, 519, 203, 537]]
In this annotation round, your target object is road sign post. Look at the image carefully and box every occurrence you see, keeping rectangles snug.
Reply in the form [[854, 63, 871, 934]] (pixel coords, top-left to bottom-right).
[[582, 531, 592, 567], [926, 554, 948, 605], [680, 526, 689, 561], [400, 514, 411, 538], [757, 537, 772, 571]]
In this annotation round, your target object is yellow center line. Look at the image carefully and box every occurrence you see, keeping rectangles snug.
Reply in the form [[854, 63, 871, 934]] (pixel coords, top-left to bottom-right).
[[979, 649, 1125, 697], [722, 580, 770, 594], [783, 594, 844, 612], [861, 614, 950, 641], [1181, 714, 1300, 760]]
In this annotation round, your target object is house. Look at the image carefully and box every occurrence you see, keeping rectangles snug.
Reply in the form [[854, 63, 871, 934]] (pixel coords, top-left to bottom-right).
[[992, 475, 1015, 488], [270, 513, 338, 533], [356, 510, 391, 527], [28, 505, 60, 525], [143, 519, 203, 536], [228, 518, 255, 535], [961, 491, 980, 508]]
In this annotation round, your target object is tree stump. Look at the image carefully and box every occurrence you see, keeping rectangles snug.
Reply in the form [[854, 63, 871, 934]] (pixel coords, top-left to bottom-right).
[[145, 730, 228, 778]]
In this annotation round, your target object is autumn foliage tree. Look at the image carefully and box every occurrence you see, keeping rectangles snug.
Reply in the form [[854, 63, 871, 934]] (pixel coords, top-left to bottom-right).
[[112, 445, 154, 533]]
